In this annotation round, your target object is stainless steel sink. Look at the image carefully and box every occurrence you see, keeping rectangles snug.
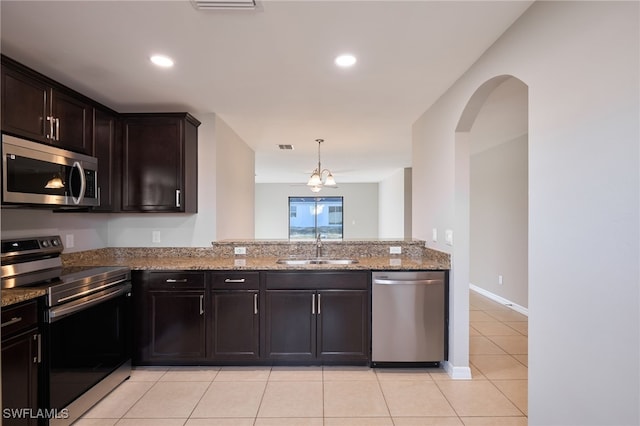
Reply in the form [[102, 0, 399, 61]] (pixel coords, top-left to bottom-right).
[[276, 257, 359, 265]]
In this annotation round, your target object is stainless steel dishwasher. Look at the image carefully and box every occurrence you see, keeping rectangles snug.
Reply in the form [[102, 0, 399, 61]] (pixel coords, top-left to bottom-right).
[[372, 271, 447, 366]]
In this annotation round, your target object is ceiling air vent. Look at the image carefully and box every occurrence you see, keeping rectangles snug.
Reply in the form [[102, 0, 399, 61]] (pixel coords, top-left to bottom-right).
[[191, 0, 256, 9], [278, 144, 294, 150]]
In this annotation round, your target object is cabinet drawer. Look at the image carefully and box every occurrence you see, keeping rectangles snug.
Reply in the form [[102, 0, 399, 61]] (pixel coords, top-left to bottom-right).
[[147, 271, 206, 289], [211, 272, 259, 289], [265, 271, 369, 290], [1, 300, 38, 338]]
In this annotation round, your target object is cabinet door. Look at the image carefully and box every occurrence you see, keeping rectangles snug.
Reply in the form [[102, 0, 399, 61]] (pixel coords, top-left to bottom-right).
[[122, 117, 183, 211], [317, 290, 369, 362], [264, 290, 316, 361], [1, 65, 49, 143], [147, 290, 206, 362], [92, 108, 119, 211], [1, 330, 39, 426], [211, 291, 260, 361], [51, 89, 93, 154]]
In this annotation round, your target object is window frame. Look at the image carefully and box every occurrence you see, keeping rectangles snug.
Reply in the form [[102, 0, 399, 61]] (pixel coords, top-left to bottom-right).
[[288, 196, 344, 241]]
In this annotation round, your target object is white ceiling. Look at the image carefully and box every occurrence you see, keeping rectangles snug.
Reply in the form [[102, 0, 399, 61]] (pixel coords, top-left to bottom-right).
[[0, 0, 532, 184]]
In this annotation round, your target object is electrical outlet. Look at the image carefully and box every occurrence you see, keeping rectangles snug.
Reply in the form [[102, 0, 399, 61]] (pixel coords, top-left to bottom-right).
[[234, 247, 247, 255], [389, 246, 402, 254], [445, 229, 454, 246], [65, 234, 74, 248], [432, 228, 438, 242], [498, 275, 504, 285], [152, 231, 161, 243]]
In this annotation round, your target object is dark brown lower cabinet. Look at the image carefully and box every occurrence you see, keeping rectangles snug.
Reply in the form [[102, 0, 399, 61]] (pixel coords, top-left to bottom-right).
[[147, 290, 206, 362], [316, 290, 369, 361], [1, 300, 40, 426], [264, 271, 370, 364], [210, 291, 260, 361], [265, 290, 316, 362], [134, 271, 207, 364], [133, 270, 370, 365]]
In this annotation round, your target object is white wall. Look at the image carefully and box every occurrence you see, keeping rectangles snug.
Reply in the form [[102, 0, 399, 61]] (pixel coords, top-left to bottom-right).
[[255, 183, 378, 239], [378, 168, 411, 239], [470, 134, 528, 308], [412, 2, 639, 425], [214, 115, 255, 240], [0, 208, 110, 252], [378, 168, 405, 238]]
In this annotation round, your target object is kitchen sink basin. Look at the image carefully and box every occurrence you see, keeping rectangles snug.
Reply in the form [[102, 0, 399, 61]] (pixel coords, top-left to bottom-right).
[[276, 257, 359, 265]]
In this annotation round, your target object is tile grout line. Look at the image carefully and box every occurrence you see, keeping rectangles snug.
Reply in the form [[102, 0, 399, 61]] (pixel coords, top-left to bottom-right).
[[373, 369, 395, 422], [471, 291, 528, 419], [252, 366, 272, 424], [184, 368, 220, 423], [117, 368, 168, 423]]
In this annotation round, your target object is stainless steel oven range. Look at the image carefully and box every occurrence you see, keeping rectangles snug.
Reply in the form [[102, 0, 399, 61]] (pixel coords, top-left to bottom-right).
[[1, 236, 131, 426]]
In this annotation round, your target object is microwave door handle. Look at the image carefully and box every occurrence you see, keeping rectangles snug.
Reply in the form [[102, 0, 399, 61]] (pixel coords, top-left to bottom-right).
[[70, 161, 86, 205]]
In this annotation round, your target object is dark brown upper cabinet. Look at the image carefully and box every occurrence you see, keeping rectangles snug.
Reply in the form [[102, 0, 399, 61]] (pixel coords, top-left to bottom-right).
[[121, 113, 200, 213], [1, 56, 93, 155], [92, 107, 120, 212]]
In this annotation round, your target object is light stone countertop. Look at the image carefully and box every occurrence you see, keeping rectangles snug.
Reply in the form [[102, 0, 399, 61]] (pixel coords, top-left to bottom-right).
[[61, 255, 449, 271], [2, 241, 450, 306], [1, 288, 46, 308]]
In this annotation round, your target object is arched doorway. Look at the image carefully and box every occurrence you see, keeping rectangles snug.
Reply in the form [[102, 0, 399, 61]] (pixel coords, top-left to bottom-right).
[[453, 75, 529, 382]]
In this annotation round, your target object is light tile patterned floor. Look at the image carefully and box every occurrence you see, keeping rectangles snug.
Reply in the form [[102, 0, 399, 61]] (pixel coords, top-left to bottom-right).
[[75, 290, 528, 425]]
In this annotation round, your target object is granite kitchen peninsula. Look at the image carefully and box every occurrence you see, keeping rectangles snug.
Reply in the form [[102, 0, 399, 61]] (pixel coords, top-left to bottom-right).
[[59, 239, 450, 366], [60, 239, 450, 271]]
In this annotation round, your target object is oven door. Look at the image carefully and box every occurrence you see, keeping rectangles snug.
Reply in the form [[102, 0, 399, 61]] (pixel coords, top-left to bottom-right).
[[42, 284, 131, 412]]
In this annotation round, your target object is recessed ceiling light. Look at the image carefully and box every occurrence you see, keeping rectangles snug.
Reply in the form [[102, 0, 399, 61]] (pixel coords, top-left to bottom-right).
[[335, 54, 357, 68], [150, 55, 174, 68]]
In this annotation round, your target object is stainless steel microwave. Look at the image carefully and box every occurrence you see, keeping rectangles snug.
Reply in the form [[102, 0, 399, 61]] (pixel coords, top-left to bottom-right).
[[2, 134, 99, 207]]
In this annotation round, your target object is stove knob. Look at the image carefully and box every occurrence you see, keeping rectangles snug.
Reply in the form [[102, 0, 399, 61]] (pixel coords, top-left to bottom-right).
[[41, 240, 50, 248], [51, 239, 61, 246]]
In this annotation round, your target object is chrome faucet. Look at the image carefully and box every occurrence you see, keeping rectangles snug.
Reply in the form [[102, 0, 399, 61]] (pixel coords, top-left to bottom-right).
[[316, 233, 323, 258]]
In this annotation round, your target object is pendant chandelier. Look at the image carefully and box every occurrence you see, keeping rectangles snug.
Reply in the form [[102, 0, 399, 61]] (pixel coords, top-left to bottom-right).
[[306, 139, 336, 193]]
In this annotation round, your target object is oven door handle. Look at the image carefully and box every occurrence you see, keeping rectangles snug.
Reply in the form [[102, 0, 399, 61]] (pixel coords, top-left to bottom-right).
[[48, 284, 131, 323], [56, 278, 129, 304]]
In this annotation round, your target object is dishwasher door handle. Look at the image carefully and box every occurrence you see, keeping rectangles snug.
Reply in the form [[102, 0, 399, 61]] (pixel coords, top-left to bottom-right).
[[373, 279, 441, 285]]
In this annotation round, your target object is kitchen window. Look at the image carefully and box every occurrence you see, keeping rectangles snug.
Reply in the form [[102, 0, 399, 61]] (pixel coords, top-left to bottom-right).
[[289, 197, 343, 240]]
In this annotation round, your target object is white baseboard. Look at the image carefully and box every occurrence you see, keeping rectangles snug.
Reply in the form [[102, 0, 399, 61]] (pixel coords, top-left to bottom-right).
[[469, 283, 529, 317], [442, 361, 472, 380]]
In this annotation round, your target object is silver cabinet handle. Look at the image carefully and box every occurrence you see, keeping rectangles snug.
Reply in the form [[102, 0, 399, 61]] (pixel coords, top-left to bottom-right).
[[199, 295, 204, 315], [165, 279, 188, 283], [46, 116, 54, 139], [317, 294, 321, 315], [34, 334, 42, 364], [224, 278, 246, 283], [176, 189, 181, 208], [1, 316, 22, 328], [55, 118, 60, 141], [311, 294, 316, 315], [254, 293, 258, 315]]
